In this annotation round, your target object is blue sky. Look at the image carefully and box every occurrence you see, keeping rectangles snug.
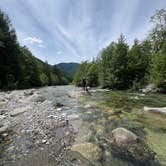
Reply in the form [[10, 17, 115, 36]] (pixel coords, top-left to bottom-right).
[[0, 0, 166, 64]]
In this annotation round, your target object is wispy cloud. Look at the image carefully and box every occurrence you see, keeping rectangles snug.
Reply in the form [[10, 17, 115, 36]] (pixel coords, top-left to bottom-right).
[[0, 0, 166, 64]]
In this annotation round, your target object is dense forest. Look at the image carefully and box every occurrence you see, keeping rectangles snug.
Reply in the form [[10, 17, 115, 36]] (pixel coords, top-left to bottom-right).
[[73, 9, 166, 92], [0, 10, 68, 90]]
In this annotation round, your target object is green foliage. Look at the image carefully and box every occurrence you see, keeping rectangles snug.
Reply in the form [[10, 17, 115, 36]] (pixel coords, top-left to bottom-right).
[[73, 61, 90, 86], [97, 35, 130, 89], [51, 66, 67, 85], [87, 62, 99, 87], [98, 42, 116, 88], [150, 42, 166, 91], [0, 10, 21, 89], [127, 40, 152, 90], [73, 61, 99, 87], [150, 9, 166, 52], [111, 35, 129, 89], [18, 46, 42, 88], [149, 9, 166, 92], [40, 73, 49, 86]]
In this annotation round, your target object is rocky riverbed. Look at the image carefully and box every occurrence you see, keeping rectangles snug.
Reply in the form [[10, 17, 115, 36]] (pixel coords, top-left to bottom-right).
[[0, 86, 92, 166], [0, 86, 166, 166]]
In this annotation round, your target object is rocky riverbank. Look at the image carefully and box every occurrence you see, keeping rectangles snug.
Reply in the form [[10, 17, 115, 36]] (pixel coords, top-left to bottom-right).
[[0, 86, 92, 166]]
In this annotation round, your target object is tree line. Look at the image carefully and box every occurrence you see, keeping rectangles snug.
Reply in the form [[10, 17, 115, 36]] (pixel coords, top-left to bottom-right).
[[73, 9, 166, 92], [0, 10, 68, 90]]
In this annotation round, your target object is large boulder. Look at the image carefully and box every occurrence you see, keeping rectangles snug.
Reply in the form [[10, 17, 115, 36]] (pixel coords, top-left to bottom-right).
[[112, 127, 138, 145], [110, 127, 156, 166]]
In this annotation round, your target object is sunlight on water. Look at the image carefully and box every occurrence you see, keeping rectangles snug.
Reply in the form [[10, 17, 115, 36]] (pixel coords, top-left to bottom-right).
[[67, 91, 166, 166]]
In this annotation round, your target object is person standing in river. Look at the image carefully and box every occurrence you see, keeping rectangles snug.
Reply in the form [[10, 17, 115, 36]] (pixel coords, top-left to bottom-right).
[[82, 78, 88, 91]]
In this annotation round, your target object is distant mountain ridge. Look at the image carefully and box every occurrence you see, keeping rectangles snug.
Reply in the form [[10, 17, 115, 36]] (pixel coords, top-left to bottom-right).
[[56, 62, 80, 79]]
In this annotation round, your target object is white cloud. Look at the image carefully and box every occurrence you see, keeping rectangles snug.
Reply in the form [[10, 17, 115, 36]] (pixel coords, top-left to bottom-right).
[[56, 51, 62, 55], [23, 36, 45, 47]]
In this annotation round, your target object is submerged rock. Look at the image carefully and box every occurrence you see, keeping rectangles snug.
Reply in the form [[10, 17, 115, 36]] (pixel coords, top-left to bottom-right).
[[110, 127, 156, 166], [71, 142, 102, 161], [112, 127, 138, 145], [144, 106, 166, 115], [66, 150, 93, 166]]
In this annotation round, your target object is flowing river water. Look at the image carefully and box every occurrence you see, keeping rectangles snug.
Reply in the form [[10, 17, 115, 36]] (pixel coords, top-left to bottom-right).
[[42, 86, 166, 166], [0, 86, 166, 166]]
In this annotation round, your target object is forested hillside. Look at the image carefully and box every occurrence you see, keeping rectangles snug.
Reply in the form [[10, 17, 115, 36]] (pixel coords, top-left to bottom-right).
[[0, 10, 67, 89], [57, 63, 80, 81], [73, 9, 166, 92]]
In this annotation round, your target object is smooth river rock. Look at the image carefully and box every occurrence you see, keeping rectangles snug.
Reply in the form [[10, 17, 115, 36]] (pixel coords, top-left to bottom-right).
[[112, 127, 138, 145], [110, 127, 156, 166], [71, 142, 102, 161], [144, 106, 166, 115]]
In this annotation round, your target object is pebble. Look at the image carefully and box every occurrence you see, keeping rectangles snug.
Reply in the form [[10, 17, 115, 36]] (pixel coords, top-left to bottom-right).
[[0, 125, 8, 134], [36, 140, 40, 144], [57, 108, 62, 111], [0, 115, 6, 120], [0, 109, 8, 115], [7, 146, 15, 152], [47, 115, 58, 119], [65, 131, 70, 136], [2, 133, 8, 137], [42, 139, 47, 144]]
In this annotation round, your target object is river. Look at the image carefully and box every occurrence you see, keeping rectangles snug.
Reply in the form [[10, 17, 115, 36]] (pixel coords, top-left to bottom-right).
[[0, 86, 166, 166]]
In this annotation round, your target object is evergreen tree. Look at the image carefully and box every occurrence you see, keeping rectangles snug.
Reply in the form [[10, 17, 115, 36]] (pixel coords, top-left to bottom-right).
[[111, 34, 129, 89], [0, 10, 21, 89], [150, 42, 166, 92], [127, 40, 152, 89], [87, 62, 99, 87], [98, 42, 116, 88], [150, 9, 166, 52]]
